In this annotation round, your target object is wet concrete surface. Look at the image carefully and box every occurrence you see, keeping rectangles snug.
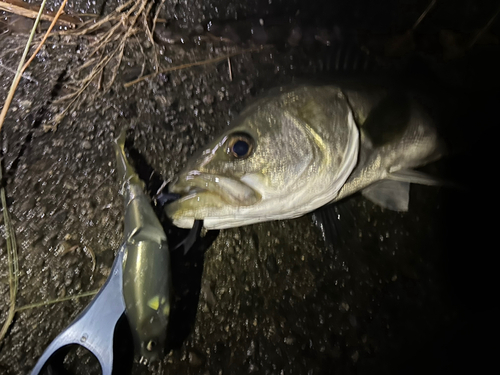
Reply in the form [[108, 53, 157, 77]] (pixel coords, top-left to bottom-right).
[[0, 0, 498, 374]]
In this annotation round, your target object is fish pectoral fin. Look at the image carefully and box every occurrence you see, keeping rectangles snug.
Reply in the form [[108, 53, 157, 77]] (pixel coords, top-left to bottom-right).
[[311, 204, 340, 251], [386, 169, 442, 186], [173, 219, 203, 254], [361, 180, 410, 212]]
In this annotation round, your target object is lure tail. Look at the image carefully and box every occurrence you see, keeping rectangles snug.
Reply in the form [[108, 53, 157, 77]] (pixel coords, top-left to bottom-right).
[[114, 129, 143, 190]]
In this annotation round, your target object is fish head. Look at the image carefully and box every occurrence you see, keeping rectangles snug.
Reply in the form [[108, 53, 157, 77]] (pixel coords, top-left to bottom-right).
[[167, 86, 359, 229]]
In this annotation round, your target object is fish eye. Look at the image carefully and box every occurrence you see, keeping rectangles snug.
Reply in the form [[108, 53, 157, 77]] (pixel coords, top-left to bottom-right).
[[227, 133, 254, 159]]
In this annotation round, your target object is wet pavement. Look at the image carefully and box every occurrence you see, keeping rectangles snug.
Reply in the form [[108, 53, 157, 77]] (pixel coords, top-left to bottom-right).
[[0, 0, 498, 374]]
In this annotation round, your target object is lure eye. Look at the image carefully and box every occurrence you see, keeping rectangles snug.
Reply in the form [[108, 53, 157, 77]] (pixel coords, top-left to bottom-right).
[[146, 340, 157, 351], [227, 133, 254, 159]]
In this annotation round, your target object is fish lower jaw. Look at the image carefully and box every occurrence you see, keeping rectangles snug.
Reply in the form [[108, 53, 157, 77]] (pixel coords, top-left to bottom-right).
[[172, 216, 196, 229], [170, 184, 206, 196]]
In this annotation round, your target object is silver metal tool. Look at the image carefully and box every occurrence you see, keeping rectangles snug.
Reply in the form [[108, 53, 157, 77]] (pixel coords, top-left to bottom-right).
[[30, 244, 126, 375], [31, 129, 173, 373]]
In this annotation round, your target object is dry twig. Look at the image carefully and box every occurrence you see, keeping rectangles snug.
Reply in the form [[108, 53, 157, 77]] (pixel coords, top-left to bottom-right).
[[0, 0, 49, 134], [14, 289, 99, 313], [0, 0, 80, 28], [151, 0, 165, 36], [23, 0, 69, 70], [468, 6, 500, 48], [0, 61, 38, 83], [412, 0, 437, 30], [46, 0, 152, 129], [385, 0, 438, 57], [142, 0, 158, 73], [124, 46, 265, 87], [0, 0, 69, 342], [59, 0, 136, 36]]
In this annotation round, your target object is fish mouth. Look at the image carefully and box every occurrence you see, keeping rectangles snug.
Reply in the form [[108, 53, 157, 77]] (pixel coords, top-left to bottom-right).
[[169, 171, 260, 205], [166, 171, 261, 227]]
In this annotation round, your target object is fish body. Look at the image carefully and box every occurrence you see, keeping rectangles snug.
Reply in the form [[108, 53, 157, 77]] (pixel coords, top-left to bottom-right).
[[114, 131, 172, 364], [167, 85, 444, 230]]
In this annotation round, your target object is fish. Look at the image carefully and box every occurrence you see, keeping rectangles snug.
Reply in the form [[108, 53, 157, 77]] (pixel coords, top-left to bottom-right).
[[166, 84, 444, 230], [114, 130, 172, 364]]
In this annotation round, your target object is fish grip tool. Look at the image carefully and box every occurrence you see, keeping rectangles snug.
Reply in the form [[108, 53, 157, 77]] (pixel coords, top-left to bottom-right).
[[30, 245, 127, 375], [29, 128, 192, 373]]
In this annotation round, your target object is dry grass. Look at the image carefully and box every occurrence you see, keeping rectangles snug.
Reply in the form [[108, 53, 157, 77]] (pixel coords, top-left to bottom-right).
[[14, 289, 99, 313], [0, 0, 81, 28], [0, 0, 50, 342], [0, 160, 19, 341], [2, 0, 264, 131], [123, 46, 265, 87], [42, 0, 264, 130], [0, 0, 75, 343], [44, 0, 152, 131], [0, 0, 50, 133], [468, 6, 500, 48]]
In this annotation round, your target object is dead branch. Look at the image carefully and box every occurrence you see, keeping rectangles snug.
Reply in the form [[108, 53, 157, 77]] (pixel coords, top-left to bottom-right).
[[0, 0, 80, 28]]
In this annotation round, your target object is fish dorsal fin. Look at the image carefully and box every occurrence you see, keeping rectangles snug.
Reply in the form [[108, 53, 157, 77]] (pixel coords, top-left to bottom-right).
[[361, 180, 411, 212]]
